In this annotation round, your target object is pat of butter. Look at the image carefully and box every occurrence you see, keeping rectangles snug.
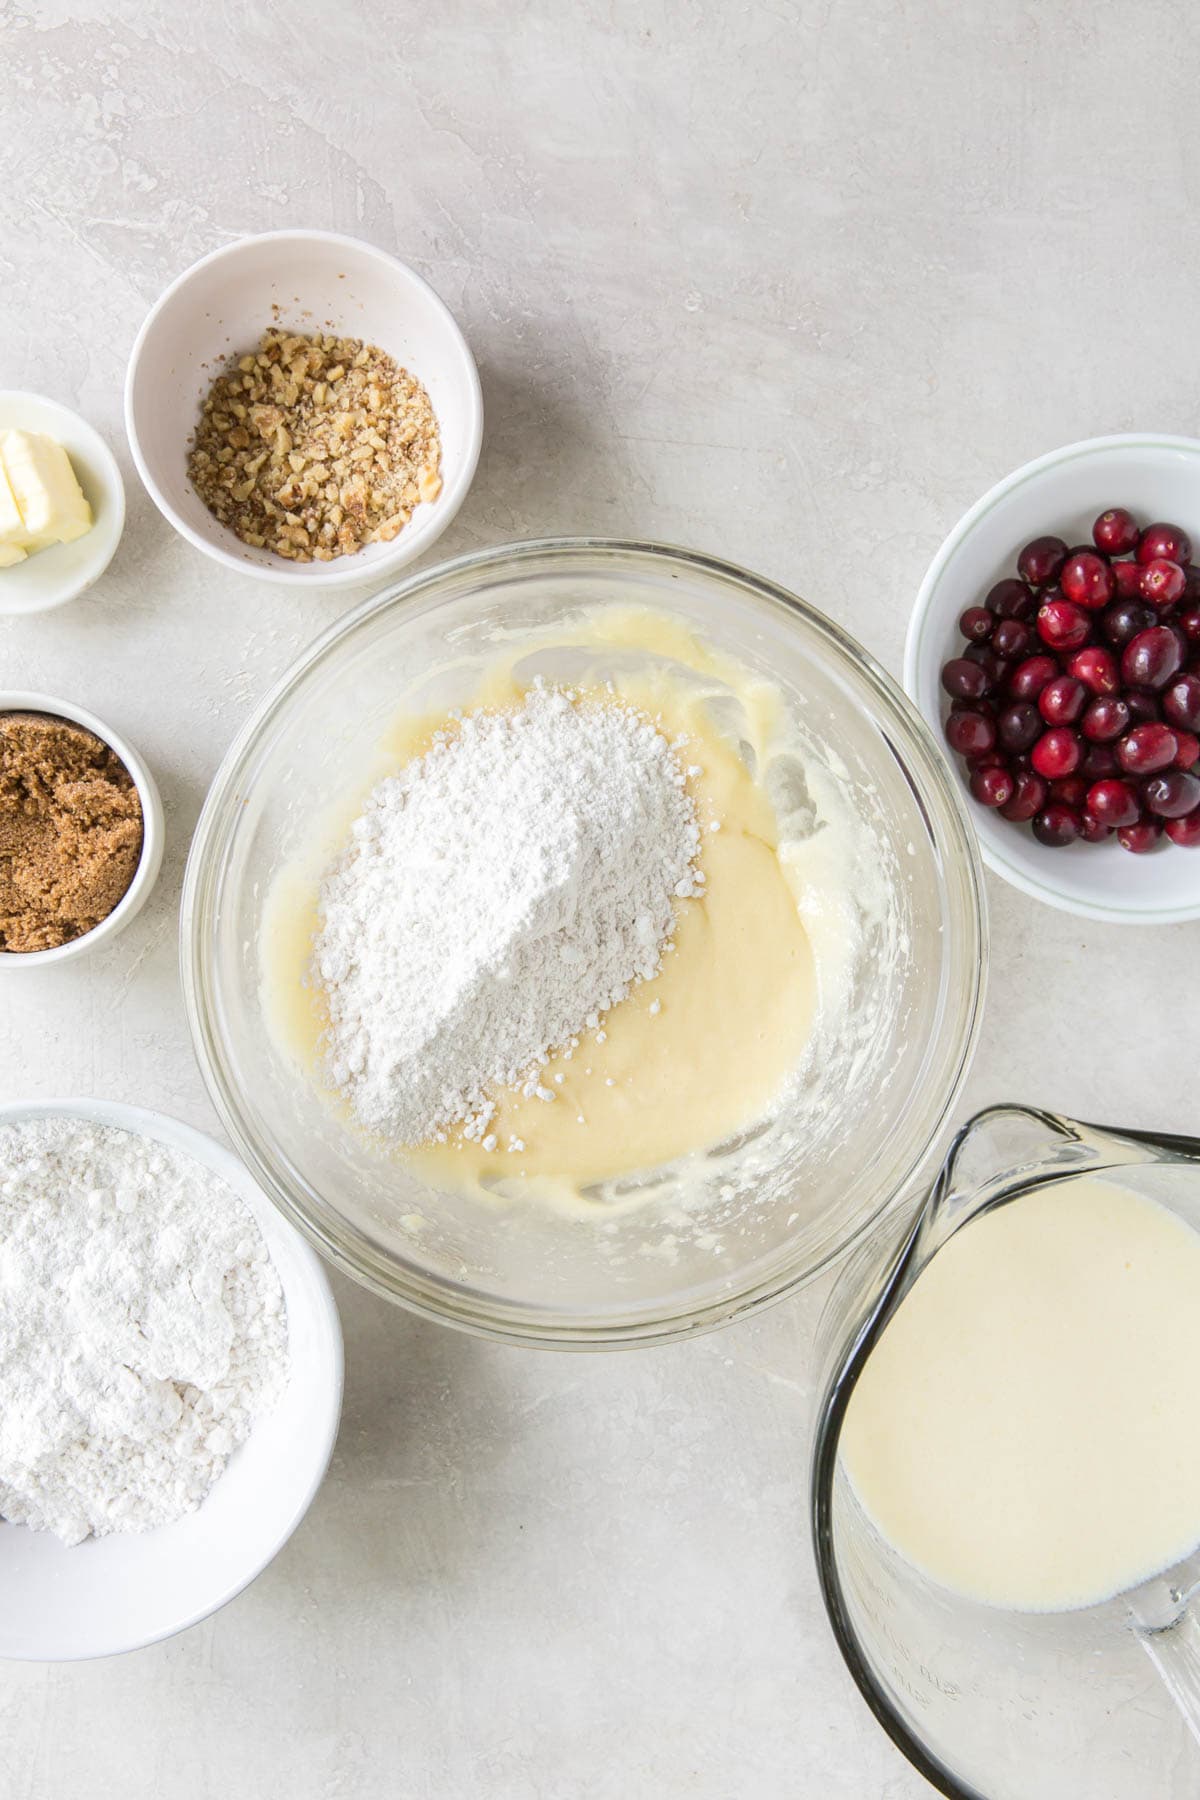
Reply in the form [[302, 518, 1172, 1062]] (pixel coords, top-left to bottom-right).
[[0, 460, 27, 564], [0, 429, 92, 556]]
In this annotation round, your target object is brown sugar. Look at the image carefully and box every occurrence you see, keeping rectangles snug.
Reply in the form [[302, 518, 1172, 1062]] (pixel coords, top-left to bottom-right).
[[0, 712, 144, 953]]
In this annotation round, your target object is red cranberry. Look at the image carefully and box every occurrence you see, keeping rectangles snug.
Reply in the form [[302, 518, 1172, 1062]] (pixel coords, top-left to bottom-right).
[[945, 710, 996, 757], [1032, 803, 1081, 847], [1117, 819, 1163, 853], [1140, 558, 1187, 608], [1112, 560, 1145, 599], [1137, 522, 1192, 566], [1166, 811, 1200, 846], [1087, 778, 1141, 827], [969, 764, 1015, 808], [1143, 770, 1200, 818], [1081, 695, 1131, 742], [1080, 742, 1120, 780], [1093, 508, 1140, 556], [1049, 775, 1088, 808], [959, 605, 994, 642], [1060, 551, 1114, 609], [1018, 535, 1069, 589], [1177, 603, 1200, 644], [1184, 564, 1200, 600], [992, 617, 1032, 659], [1000, 769, 1047, 822], [997, 702, 1042, 754], [1038, 676, 1087, 724], [986, 578, 1036, 619], [1116, 721, 1180, 774], [1080, 811, 1112, 842], [1174, 730, 1200, 769], [1031, 727, 1081, 778], [1065, 645, 1119, 695], [1037, 597, 1092, 650], [1125, 691, 1162, 724], [1122, 625, 1184, 690], [1102, 597, 1154, 645], [941, 657, 992, 700], [1162, 674, 1200, 733], [1007, 654, 1060, 700]]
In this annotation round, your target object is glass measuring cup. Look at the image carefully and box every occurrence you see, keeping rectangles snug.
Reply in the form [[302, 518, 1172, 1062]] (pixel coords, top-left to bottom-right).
[[811, 1104, 1200, 1800]]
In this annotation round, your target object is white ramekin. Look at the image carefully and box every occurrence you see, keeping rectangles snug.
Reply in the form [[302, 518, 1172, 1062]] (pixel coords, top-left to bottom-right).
[[0, 692, 165, 967]]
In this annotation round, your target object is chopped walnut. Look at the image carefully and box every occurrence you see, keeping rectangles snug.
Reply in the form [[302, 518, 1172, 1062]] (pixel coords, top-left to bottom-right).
[[187, 328, 442, 563]]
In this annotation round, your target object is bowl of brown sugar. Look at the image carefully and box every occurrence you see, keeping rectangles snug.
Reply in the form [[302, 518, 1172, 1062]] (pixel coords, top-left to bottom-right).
[[0, 693, 164, 966]]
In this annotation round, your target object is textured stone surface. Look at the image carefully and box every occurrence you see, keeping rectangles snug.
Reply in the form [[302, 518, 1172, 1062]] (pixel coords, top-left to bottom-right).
[[2, 2, 1198, 1794]]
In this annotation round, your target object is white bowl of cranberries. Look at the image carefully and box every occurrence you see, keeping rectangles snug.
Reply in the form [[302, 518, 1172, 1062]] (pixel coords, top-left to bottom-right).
[[905, 433, 1200, 924]]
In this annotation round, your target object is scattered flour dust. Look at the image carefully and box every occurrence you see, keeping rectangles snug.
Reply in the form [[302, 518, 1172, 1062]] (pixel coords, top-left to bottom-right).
[[0, 1117, 288, 1546], [315, 682, 702, 1145]]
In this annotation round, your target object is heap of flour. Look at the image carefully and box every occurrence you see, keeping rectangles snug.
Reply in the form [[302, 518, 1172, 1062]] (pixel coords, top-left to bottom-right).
[[315, 683, 702, 1144], [0, 1116, 288, 1546]]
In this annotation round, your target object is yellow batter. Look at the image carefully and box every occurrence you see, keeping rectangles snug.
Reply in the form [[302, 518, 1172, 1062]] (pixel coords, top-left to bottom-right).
[[262, 610, 817, 1198]]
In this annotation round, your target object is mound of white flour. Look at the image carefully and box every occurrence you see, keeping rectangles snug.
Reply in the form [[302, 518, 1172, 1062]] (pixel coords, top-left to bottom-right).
[[315, 683, 702, 1144], [0, 1117, 288, 1546]]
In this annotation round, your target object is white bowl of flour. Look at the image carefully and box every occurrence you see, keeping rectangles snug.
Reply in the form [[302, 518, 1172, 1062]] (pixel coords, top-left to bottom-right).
[[0, 1099, 343, 1661]]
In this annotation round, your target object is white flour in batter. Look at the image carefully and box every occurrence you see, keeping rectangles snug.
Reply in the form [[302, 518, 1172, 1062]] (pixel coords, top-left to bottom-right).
[[315, 681, 702, 1146], [0, 1117, 288, 1546]]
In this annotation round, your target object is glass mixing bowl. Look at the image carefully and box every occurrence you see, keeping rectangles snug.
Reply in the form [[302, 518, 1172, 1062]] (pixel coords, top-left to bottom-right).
[[181, 539, 985, 1348]]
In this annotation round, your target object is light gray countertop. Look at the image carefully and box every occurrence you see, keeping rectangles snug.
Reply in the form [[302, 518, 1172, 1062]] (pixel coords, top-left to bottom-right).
[[2, 3, 1197, 1795]]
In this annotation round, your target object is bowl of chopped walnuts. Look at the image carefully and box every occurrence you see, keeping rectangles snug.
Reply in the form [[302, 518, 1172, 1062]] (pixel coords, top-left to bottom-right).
[[124, 230, 482, 588]]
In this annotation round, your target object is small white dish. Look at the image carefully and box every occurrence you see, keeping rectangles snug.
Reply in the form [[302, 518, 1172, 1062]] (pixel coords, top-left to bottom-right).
[[0, 1098, 343, 1661], [0, 392, 125, 614], [125, 229, 483, 588], [905, 433, 1200, 925], [0, 691, 165, 967]]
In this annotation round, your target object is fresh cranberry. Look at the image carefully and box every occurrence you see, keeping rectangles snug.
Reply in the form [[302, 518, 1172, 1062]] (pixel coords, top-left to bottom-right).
[[959, 605, 995, 642], [996, 702, 1042, 754], [945, 710, 996, 757], [1065, 645, 1119, 695], [1061, 551, 1114, 609], [992, 617, 1032, 659], [1122, 625, 1184, 690], [1166, 811, 1200, 846], [1143, 769, 1200, 817], [1125, 691, 1161, 724], [1184, 564, 1200, 601], [1117, 819, 1163, 853], [1111, 560, 1145, 599], [941, 657, 992, 700], [1037, 597, 1092, 650], [1000, 769, 1047, 822], [1162, 674, 1200, 733], [986, 578, 1036, 619], [969, 764, 1015, 808], [1081, 695, 1132, 742], [1174, 730, 1200, 769], [1038, 676, 1086, 724], [1087, 778, 1141, 827], [1093, 508, 1140, 555], [1116, 721, 1180, 774], [1007, 654, 1060, 700], [1049, 776, 1088, 808], [1032, 803, 1081, 846], [1137, 522, 1193, 566], [1079, 811, 1112, 842], [1140, 558, 1187, 607], [1018, 535, 1069, 589], [962, 640, 1000, 671], [1102, 597, 1154, 645], [1177, 603, 1200, 644], [1031, 727, 1081, 778], [1080, 741, 1120, 780]]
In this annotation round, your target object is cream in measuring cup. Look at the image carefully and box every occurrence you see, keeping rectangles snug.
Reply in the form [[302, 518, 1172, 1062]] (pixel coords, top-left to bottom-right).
[[840, 1175, 1200, 1612]]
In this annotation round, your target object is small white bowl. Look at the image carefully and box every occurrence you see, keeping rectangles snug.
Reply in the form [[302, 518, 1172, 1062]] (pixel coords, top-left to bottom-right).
[[124, 230, 483, 588], [0, 392, 125, 614], [0, 1098, 343, 1661], [906, 433, 1200, 925], [0, 692, 165, 966]]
